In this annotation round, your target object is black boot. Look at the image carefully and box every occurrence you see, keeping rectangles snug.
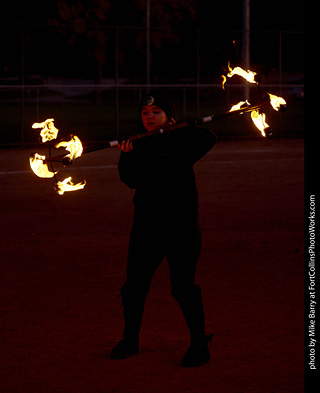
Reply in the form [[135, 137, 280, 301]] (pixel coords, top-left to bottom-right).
[[111, 338, 139, 359], [111, 283, 147, 360], [182, 334, 213, 367], [172, 285, 212, 367]]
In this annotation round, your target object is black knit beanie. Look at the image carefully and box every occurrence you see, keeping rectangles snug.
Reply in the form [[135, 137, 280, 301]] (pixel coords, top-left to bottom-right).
[[137, 90, 176, 132]]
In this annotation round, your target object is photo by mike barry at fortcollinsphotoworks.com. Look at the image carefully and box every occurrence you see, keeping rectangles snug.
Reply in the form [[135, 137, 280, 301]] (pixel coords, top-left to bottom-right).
[[307, 194, 316, 373]]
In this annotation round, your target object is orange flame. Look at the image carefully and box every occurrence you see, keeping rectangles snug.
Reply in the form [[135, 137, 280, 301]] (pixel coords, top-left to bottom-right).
[[250, 110, 270, 137], [55, 135, 83, 162], [54, 177, 86, 195], [229, 100, 250, 112], [29, 153, 57, 178], [221, 75, 227, 90], [227, 65, 257, 84], [267, 93, 286, 111], [220, 63, 286, 137], [30, 119, 86, 194], [221, 63, 258, 89], [32, 119, 59, 143]]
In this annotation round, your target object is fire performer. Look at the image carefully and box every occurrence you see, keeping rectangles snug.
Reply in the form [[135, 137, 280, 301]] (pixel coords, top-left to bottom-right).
[[111, 91, 217, 367]]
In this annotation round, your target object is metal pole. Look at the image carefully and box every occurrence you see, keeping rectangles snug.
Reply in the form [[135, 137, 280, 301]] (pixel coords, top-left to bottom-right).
[[115, 26, 119, 139], [146, 0, 151, 89], [279, 31, 283, 96], [278, 31, 283, 135], [241, 0, 250, 68], [196, 28, 200, 118], [183, 88, 187, 121], [20, 23, 25, 147], [45, 101, 274, 163], [242, 0, 250, 100]]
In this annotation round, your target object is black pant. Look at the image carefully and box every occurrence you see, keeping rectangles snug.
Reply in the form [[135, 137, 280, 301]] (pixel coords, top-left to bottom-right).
[[120, 209, 206, 343]]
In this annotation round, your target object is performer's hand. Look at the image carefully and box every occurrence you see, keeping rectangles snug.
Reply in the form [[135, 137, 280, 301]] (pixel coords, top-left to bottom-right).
[[167, 117, 176, 126], [118, 139, 133, 152]]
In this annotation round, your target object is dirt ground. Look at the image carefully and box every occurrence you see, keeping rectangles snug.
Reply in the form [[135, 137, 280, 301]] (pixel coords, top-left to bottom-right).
[[0, 137, 304, 393]]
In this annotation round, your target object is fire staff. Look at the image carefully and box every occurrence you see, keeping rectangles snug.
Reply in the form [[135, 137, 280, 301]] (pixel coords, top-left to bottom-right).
[[111, 91, 217, 367]]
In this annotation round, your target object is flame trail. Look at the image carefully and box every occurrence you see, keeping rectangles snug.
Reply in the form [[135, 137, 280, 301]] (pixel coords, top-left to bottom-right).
[[268, 93, 287, 111], [32, 119, 59, 143], [250, 110, 270, 137], [30, 119, 86, 195], [227, 66, 257, 84], [221, 63, 258, 88], [55, 135, 84, 165], [54, 177, 86, 195], [229, 100, 250, 112], [29, 153, 57, 178]]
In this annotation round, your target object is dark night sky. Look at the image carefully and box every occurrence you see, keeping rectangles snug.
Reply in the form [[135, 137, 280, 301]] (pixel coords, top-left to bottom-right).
[[1, 1, 304, 31], [0, 0, 304, 81]]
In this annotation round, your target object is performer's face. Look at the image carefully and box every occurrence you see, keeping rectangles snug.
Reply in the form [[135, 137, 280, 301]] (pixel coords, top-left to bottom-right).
[[141, 105, 168, 132]]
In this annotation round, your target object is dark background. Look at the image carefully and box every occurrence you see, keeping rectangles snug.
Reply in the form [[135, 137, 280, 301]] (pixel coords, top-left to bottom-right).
[[0, 0, 304, 80], [1, 1, 303, 29], [0, 1, 304, 145], [0, 5, 306, 391]]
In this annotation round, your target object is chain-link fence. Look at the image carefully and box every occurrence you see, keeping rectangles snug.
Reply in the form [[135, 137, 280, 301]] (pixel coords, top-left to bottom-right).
[[0, 24, 304, 146]]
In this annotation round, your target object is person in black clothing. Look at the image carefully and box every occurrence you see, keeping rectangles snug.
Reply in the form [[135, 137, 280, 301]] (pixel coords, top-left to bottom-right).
[[111, 91, 218, 367]]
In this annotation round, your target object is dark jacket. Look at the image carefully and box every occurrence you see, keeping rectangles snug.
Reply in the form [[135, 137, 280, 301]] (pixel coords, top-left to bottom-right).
[[118, 127, 217, 217]]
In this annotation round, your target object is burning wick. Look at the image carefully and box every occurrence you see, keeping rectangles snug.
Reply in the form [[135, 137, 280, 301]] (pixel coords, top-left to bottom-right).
[[228, 101, 272, 138], [30, 118, 86, 195], [55, 135, 84, 166], [29, 153, 57, 178], [221, 63, 258, 89], [32, 119, 59, 143], [222, 62, 287, 136], [229, 100, 250, 112], [268, 93, 287, 112], [54, 177, 86, 195], [227, 66, 257, 84], [250, 110, 272, 137]]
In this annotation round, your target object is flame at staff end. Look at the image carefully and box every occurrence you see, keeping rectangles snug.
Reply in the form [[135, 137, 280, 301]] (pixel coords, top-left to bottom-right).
[[267, 93, 287, 112], [29, 153, 57, 178], [54, 177, 86, 195], [227, 66, 258, 84], [250, 110, 271, 137], [229, 100, 250, 112], [221, 63, 258, 89], [55, 135, 83, 162], [30, 119, 86, 195], [32, 119, 59, 143]]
